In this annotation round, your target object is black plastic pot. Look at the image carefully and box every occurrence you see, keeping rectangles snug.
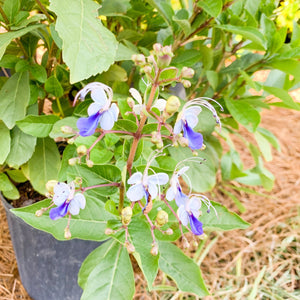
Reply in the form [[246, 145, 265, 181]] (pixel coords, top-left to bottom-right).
[[1, 194, 101, 300]]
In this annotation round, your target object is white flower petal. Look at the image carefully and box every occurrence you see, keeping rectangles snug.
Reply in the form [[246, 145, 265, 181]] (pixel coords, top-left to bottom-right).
[[91, 86, 107, 106], [133, 104, 143, 115], [129, 88, 142, 105], [99, 110, 115, 130], [68, 200, 80, 215], [88, 102, 103, 116], [153, 99, 166, 111], [53, 182, 69, 206], [178, 205, 189, 226], [127, 172, 143, 184], [166, 187, 176, 201], [147, 182, 158, 199], [177, 166, 189, 176], [148, 173, 169, 185], [126, 184, 145, 202], [189, 197, 201, 218], [174, 119, 183, 134], [73, 193, 86, 209], [109, 103, 119, 121]]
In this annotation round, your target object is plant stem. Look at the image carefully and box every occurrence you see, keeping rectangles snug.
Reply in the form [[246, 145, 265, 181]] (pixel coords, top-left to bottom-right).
[[126, 72, 161, 175], [81, 182, 120, 192], [35, 0, 54, 23], [118, 182, 125, 214], [86, 132, 105, 160]]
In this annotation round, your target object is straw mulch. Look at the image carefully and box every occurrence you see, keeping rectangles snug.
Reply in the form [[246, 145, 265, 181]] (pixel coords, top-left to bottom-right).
[[1, 102, 300, 299]]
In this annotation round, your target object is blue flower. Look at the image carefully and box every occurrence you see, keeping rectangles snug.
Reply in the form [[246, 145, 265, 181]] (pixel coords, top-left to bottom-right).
[[177, 196, 203, 235], [126, 171, 169, 204], [166, 166, 189, 207], [174, 98, 222, 150], [75, 82, 119, 136], [49, 182, 86, 220]]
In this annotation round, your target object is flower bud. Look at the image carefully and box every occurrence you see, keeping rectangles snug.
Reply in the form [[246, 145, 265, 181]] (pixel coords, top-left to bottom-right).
[[143, 65, 152, 74], [86, 159, 94, 168], [166, 228, 173, 235], [182, 238, 190, 249], [45, 180, 58, 194], [182, 80, 191, 88], [127, 97, 135, 108], [77, 145, 87, 156], [150, 243, 159, 256], [162, 45, 173, 55], [64, 227, 72, 239], [192, 150, 198, 156], [67, 137, 75, 144], [181, 67, 195, 79], [165, 95, 180, 115], [156, 141, 163, 149], [198, 233, 207, 240], [200, 144, 206, 151], [68, 157, 79, 166], [35, 208, 46, 217], [132, 54, 146, 65], [153, 43, 163, 53], [155, 210, 168, 227], [157, 54, 172, 69], [178, 136, 189, 147], [105, 228, 114, 235], [151, 131, 161, 144], [121, 206, 133, 225], [61, 126, 74, 134], [192, 240, 199, 247], [74, 177, 82, 185], [125, 241, 135, 254]]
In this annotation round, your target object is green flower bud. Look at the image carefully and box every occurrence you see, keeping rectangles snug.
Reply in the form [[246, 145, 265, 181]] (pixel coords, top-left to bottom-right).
[[77, 145, 87, 156], [155, 210, 168, 227], [132, 54, 146, 65], [165, 95, 180, 115], [182, 79, 191, 88], [150, 243, 159, 256], [105, 228, 114, 235], [157, 54, 172, 69], [192, 150, 198, 156], [200, 144, 206, 151], [68, 157, 79, 166], [45, 180, 58, 194], [182, 238, 190, 249], [162, 45, 173, 56], [61, 126, 74, 134], [67, 137, 75, 144], [86, 159, 94, 168], [74, 177, 83, 185], [125, 242, 135, 254], [121, 206, 133, 225], [127, 97, 135, 108], [166, 228, 173, 235], [151, 131, 162, 144], [178, 136, 189, 147], [35, 208, 46, 217], [143, 65, 152, 74], [181, 67, 195, 79], [64, 227, 72, 239], [153, 43, 163, 53]]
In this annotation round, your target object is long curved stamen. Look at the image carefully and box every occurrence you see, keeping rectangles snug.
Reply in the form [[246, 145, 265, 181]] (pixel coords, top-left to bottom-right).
[[189, 193, 218, 217], [176, 157, 206, 171]]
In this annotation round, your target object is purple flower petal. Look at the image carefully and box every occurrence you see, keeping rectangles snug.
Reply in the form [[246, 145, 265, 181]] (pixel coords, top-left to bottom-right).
[[77, 112, 101, 137], [49, 202, 70, 220], [175, 188, 188, 207], [189, 214, 203, 235], [183, 122, 203, 150]]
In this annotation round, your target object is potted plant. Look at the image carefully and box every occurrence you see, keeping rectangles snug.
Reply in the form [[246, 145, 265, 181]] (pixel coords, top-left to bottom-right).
[[0, 0, 299, 299]]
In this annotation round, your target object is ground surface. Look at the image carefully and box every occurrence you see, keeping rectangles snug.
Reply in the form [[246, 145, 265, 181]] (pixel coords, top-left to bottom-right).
[[1, 92, 299, 299]]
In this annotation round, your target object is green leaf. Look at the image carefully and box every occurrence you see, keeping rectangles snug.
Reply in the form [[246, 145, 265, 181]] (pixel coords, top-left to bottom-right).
[[45, 75, 64, 98], [169, 147, 216, 192], [113, 119, 138, 133], [158, 67, 178, 86], [146, 0, 174, 26], [6, 169, 27, 183], [197, 0, 222, 17], [80, 241, 135, 300], [2, 185, 19, 200], [225, 98, 261, 132], [69, 164, 121, 196], [201, 201, 250, 230], [3, 0, 20, 23], [49, 0, 118, 83], [98, 0, 131, 15], [172, 15, 191, 36], [257, 127, 280, 151], [159, 241, 209, 296], [16, 115, 60, 137], [12, 193, 113, 241], [129, 217, 159, 288], [0, 121, 10, 164], [206, 70, 219, 90], [29, 64, 47, 83], [263, 85, 300, 110], [0, 173, 15, 192], [216, 25, 267, 50], [0, 24, 42, 61], [99, 64, 128, 82], [0, 72, 30, 129], [254, 131, 272, 161], [6, 126, 36, 168], [50, 116, 78, 138], [27, 138, 61, 194], [266, 59, 300, 79], [115, 43, 137, 61], [172, 49, 201, 66]]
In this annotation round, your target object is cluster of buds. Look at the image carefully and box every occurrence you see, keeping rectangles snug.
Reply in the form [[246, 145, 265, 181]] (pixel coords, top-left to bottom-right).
[[151, 131, 163, 148], [162, 95, 181, 121], [152, 43, 174, 68], [68, 145, 94, 168]]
